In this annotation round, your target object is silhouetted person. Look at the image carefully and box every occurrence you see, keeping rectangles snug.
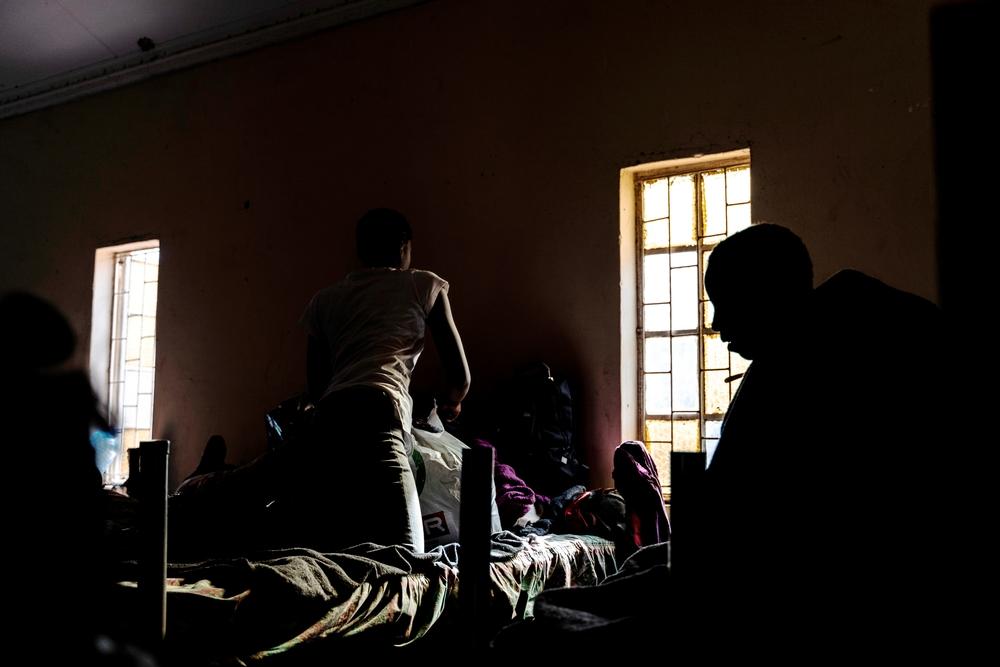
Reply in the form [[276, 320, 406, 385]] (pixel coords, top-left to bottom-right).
[[1, 292, 152, 662], [612, 440, 670, 559], [190, 435, 232, 476], [690, 224, 950, 647], [283, 208, 471, 552], [174, 435, 234, 495], [1, 292, 104, 555]]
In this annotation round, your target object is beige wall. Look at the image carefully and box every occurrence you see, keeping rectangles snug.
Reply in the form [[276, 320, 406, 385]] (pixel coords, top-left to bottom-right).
[[0, 0, 938, 486]]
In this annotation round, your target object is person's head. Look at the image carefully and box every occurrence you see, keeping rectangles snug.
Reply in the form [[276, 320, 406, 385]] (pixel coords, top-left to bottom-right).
[[705, 224, 813, 360], [356, 208, 412, 269], [193, 434, 228, 475], [0, 291, 76, 373]]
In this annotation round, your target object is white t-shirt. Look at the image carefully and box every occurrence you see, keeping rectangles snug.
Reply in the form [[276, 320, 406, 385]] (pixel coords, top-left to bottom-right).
[[302, 268, 449, 433]]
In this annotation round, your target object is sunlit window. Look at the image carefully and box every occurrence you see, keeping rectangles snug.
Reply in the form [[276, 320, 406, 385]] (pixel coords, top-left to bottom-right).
[[103, 245, 159, 484], [636, 159, 751, 493]]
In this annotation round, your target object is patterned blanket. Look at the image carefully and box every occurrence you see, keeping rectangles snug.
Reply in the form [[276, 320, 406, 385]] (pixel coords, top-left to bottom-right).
[[112, 532, 616, 662]]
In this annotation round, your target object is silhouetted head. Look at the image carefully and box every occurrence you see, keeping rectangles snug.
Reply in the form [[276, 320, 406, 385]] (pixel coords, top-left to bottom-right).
[[197, 434, 227, 472], [0, 291, 76, 372], [705, 224, 813, 360], [356, 208, 412, 269]]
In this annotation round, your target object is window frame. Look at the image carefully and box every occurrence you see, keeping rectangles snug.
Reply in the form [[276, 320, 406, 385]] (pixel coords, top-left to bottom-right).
[[627, 152, 751, 494], [89, 239, 160, 485]]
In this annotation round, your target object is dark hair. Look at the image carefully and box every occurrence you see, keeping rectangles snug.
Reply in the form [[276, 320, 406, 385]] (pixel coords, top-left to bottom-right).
[[706, 223, 813, 296], [0, 291, 76, 371], [356, 208, 412, 267], [198, 435, 227, 468]]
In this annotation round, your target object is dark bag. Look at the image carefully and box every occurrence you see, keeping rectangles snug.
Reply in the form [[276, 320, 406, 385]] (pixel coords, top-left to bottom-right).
[[265, 394, 313, 451], [494, 363, 588, 496]]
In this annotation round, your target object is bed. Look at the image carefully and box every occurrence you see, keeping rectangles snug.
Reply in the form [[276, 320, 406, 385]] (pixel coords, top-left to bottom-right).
[[108, 440, 618, 662]]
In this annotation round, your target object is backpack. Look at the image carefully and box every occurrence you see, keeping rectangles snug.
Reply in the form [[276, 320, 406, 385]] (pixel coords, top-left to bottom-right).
[[494, 363, 589, 496]]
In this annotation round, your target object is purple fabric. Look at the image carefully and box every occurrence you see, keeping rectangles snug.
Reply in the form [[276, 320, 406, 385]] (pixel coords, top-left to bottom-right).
[[612, 440, 671, 553], [481, 439, 550, 529]]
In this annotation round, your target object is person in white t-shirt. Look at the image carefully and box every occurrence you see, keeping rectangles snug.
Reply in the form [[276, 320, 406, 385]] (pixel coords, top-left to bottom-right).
[[296, 208, 470, 552]]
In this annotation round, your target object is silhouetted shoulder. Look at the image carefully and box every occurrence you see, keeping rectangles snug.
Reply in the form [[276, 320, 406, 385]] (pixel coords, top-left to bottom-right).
[[409, 268, 442, 278], [407, 269, 449, 314], [814, 269, 941, 329], [408, 268, 448, 287]]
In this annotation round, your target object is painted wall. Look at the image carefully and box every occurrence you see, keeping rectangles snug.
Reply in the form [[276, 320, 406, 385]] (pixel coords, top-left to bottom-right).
[[0, 0, 938, 486]]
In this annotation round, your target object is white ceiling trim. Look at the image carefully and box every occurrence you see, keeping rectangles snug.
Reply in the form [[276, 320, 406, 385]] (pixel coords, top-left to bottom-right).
[[0, 0, 425, 120]]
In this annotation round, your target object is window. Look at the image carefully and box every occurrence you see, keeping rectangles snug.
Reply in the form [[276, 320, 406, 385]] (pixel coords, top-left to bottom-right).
[[90, 241, 159, 485], [624, 151, 751, 495]]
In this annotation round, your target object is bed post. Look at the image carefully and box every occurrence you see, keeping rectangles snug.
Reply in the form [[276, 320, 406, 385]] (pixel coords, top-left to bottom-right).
[[459, 441, 495, 649], [138, 439, 170, 646], [670, 450, 705, 580]]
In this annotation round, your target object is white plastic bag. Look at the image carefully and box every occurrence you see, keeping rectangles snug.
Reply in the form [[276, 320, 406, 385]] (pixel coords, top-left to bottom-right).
[[410, 419, 501, 548]]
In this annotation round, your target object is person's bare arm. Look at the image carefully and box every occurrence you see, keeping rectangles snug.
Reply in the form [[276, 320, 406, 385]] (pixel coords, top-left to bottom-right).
[[427, 291, 470, 421], [306, 334, 332, 404]]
